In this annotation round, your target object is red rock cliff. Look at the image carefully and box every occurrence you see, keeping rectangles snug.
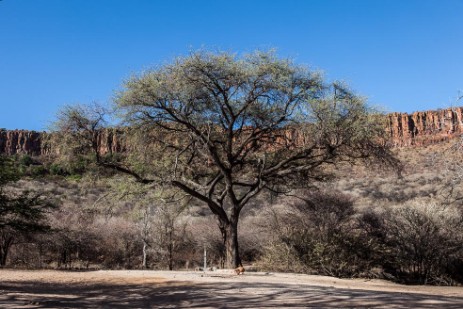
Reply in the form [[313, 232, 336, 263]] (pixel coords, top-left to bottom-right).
[[386, 107, 463, 146], [0, 130, 46, 155], [0, 128, 126, 156]]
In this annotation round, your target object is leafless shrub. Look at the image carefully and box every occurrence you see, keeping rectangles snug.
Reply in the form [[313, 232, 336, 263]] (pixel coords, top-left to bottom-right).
[[238, 215, 268, 263], [188, 216, 224, 268], [257, 190, 367, 277], [257, 240, 308, 273], [359, 199, 463, 285], [143, 202, 192, 270]]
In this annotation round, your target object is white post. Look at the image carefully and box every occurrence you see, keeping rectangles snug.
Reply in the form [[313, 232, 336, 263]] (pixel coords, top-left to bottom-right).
[[203, 245, 207, 272]]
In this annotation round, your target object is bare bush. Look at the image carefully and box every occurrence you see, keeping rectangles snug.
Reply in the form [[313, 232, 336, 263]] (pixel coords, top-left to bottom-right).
[[188, 216, 224, 269], [144, 202, 191, 270], [358, 199, 463, 285], [257, 190, 367, 277]]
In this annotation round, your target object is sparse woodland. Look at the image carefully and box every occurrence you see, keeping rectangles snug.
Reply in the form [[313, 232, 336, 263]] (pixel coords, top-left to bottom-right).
[[1, 51, 463, 285]]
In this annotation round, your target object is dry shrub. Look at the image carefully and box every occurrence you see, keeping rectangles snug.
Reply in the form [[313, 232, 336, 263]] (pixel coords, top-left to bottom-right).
[[257, 241, 308, 273], [362, 199, 463, 285], [257, 190, 364, 276], [187, 216, 224, 268], [144, 203, 192, 270], [238, 215, 269, 263], [257, 190, 463, 285], [94, 217, 141, 269]]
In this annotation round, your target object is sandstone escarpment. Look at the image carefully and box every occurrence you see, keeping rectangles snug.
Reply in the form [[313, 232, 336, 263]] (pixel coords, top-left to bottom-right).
[[387, 107, 463, 147], [0, 129, 47, 156], [0, 128, 126, 156]]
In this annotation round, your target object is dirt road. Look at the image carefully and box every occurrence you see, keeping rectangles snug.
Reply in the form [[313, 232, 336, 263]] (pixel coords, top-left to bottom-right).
[[1, 270, 462, 308]]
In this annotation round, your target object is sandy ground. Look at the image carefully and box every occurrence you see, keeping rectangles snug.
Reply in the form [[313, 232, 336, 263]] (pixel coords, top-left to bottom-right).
[[1, 270, 463, 308]]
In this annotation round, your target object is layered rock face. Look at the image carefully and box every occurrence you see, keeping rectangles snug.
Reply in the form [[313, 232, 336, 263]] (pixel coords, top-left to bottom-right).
[[94, 129, 127, 155], [387, 107, 463, 146], [0, 130, 46, 156], [1, 107, 463, 155]]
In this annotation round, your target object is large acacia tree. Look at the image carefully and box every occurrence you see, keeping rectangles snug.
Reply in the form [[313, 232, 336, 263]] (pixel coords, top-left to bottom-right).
[[114, 51, 399, 268], [54, 51, 399, 268]]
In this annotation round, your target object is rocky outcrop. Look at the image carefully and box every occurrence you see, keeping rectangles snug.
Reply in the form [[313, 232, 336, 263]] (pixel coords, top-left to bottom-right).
[[386, 107, 463, 147]]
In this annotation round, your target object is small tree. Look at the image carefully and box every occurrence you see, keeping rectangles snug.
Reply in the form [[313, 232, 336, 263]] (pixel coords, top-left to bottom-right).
[[52, 50, 399, 268], [0, 156, 54, 266], [138, 206, 152, 269]]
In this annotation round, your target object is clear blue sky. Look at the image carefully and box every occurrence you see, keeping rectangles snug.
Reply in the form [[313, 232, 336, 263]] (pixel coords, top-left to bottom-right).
[[1, 0, 462, 131]]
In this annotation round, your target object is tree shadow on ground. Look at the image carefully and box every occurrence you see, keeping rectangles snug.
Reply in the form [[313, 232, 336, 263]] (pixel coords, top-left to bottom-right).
[[0, 279, 462, 308]]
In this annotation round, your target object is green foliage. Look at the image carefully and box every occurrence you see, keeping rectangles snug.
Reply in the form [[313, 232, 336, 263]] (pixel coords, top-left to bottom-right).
[[0, 156, 19, 186], [0, 193, 54, 232], [30, 165, 48, 177], [49, 163, 68, 176], [19, 155, 34, 167], [0, 155, 55, 266], [66, 156, 89, 175], [47, 155, 92, 178]]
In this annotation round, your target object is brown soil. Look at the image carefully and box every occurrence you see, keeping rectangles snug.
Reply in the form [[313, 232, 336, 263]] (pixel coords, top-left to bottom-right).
[[1, 270, 463, 308]]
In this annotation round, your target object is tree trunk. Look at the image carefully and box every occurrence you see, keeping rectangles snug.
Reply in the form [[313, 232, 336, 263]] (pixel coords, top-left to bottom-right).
[[168, 240, 174, 271], [168, 245, 174, 271], [0, 243, 9, 266], [0, 234, 14, 267], [220, 215, 241, 269], [167, 224, 174, 270]]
